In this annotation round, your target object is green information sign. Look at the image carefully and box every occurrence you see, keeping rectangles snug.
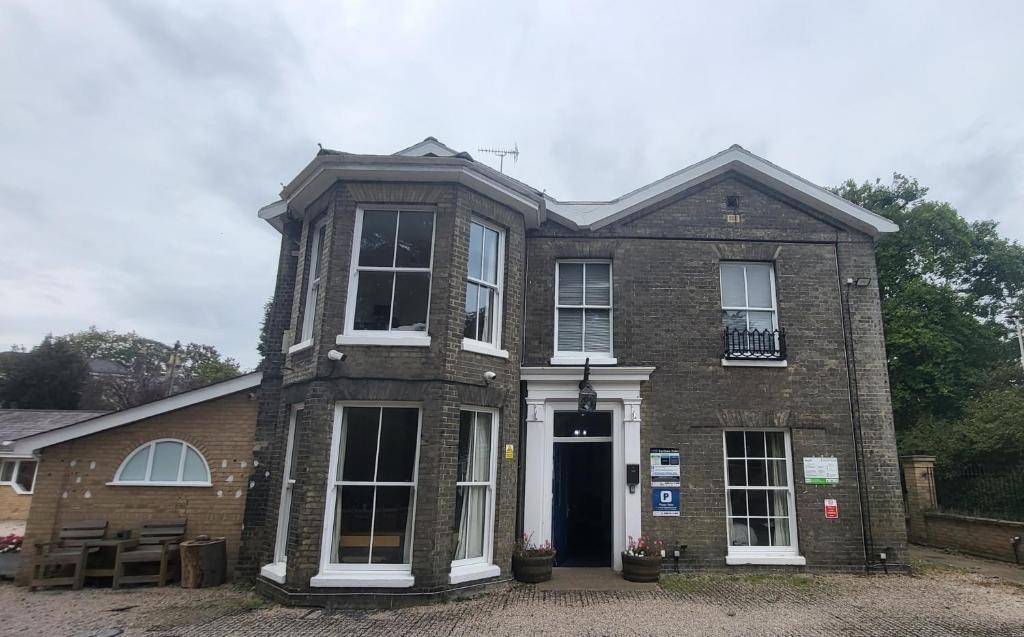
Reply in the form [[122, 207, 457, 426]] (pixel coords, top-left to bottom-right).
[[803, 457, 839, 485]]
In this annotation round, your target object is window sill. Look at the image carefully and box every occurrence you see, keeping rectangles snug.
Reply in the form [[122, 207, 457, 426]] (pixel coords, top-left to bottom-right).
[[725, 554, 806, 566], [287, 339, 313, 355], [336, 333, 431, 347], [721, 359, 788, 368], [2, 483, 33, 495], [449, 562, 501, 584], [309, 571, 415, 588], [260, 562, 286, 584], [550, 356, 618, 366], [106, 481, 213, 488], [462, 339, 509, 359]]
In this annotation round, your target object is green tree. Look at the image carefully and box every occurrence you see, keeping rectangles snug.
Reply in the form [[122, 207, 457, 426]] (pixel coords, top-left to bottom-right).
[[833, 175, 1023, 429], [256, 297, 273, 367], [62, 327, 242, 409], [0, 336, 89, 409]]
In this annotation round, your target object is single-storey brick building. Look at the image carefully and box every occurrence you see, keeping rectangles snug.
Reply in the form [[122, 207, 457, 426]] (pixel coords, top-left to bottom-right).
[[1, 410, 107, 522], [8, 373, 262, 583]]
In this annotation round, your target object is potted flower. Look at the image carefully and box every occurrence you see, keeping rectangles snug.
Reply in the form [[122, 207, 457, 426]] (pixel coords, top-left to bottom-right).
[[512, 533, 555, 583], [0, 534, 23, 579], [621, 535, 663, 582]]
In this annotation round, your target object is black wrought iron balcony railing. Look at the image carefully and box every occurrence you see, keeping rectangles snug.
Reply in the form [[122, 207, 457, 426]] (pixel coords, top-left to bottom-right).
[[722, 328, 787, 361]]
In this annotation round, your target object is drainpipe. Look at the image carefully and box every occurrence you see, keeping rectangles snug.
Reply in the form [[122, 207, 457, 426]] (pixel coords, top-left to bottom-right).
[[515, 227, 531, 541], [835, 243, 875, 570]]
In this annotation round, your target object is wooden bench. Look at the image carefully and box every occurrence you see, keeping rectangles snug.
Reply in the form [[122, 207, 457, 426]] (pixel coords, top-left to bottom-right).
[[111, 519, 186, 589], [29, 520, 108, 591]]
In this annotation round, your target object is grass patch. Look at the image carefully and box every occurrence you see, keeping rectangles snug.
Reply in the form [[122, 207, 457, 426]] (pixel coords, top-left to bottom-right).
[[231, 591, 270, 611]]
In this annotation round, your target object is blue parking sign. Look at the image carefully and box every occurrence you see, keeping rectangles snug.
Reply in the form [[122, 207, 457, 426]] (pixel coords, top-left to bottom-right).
[[652, 487, 680, 516]]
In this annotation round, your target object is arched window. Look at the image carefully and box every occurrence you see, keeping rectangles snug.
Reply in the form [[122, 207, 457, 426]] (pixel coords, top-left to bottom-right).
[[113, 439, 211, 486]]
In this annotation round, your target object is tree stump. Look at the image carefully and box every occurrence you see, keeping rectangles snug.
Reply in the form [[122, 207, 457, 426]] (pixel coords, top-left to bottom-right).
[[180, 537, 226, 588]]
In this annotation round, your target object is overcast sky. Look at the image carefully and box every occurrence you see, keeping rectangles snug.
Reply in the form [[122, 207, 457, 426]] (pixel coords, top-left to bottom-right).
[[2, 1, 1022, 370]]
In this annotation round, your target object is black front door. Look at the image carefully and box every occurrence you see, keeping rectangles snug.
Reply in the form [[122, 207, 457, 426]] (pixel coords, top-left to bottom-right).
[[552, 439, 613, 567]]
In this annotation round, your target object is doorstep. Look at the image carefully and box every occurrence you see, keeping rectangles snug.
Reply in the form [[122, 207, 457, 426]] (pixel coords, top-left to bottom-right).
[[534, 567, 659, 592]]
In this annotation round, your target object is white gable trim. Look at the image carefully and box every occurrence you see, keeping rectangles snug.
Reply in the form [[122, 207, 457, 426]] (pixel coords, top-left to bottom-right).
[[10, 372, 262, 456], [545, 146, 898, 236], [259, 141, 896, 238]]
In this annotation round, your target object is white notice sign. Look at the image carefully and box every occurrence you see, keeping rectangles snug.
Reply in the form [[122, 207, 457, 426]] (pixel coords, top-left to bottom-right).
[[803, 457, 839, 485]]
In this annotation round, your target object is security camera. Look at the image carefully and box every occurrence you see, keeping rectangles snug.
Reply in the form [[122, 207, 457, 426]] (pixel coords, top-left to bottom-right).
[[483, 371, 497, 383], [327, 350, 347, 362]]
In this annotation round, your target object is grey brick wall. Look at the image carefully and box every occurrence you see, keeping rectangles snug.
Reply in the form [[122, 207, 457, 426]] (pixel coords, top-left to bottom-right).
[[524, 175, 906, 570], [248, 181, 525, 598], [243, 169, 908, 598]]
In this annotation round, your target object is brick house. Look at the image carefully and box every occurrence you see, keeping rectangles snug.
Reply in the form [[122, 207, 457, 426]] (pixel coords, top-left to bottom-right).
[[9, 373, 261, 583], [0, 410, 107, 522], [242, 138, 907, 606]]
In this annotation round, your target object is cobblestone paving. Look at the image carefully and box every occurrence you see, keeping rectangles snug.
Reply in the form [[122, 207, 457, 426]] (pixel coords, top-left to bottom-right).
[[2, 570, 1021, 636]]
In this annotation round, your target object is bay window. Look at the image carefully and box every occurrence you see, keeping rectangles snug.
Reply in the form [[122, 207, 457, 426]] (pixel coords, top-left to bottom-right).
[[723, 430, 803, 565], [554, 261, 614, 364], [261, 404, 303, 583], [450, 408, 500, 583], [296, 218, 327, 349], [341, 208, 435, 346], [463, 219, 506, 357], [314, 404, 421, 588]]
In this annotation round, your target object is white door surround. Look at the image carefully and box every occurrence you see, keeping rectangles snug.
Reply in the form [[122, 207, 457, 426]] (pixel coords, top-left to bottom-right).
[[520, 366, 655, 571]]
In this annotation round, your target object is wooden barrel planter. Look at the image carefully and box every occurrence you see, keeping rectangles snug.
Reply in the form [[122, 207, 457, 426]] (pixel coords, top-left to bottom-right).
[[621, 553, 661, 582], [512, 554, 554, 583], [180, 537, 226, 588]]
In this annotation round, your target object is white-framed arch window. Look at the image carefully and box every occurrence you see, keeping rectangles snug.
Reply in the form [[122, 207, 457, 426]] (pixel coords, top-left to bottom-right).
[[111, 439, 212, 487]]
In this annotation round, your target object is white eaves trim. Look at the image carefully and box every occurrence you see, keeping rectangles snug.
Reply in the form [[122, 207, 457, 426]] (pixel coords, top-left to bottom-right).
[[545, 145, 899, 237], [11, 372, 263, 456], [261, 162, 544, 230]]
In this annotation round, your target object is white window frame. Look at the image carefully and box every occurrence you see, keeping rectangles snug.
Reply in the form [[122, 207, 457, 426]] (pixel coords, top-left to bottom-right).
[[449, 407, 501, 584], [721, 429, 804, 566], [338, 207, 435, 348], [0, 458, 38, 494], [261, 403, 303, 584], [312, 402, 422, 588], [109, 438, 212, 487], [292, 217, 328, 353], [462, 218, 508, 359], [719, 261, 779, 331], [552, 260, 616, 365]]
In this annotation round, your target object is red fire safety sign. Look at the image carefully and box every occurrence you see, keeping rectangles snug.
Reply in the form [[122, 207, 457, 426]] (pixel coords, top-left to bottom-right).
[[824, 499, 839, 519]]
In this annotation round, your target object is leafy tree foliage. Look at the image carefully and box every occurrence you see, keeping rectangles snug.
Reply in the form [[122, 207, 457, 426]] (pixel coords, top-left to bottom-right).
[[834, 175, 1024, 471], [256, 297, 273, 368], [64, 327, 242, 409], [0, 328, 242, 411], [0, 337, 89, 409]]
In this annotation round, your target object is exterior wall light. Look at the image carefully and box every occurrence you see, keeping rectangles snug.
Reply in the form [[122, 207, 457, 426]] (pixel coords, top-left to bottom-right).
[[578, 358, 597, 414]]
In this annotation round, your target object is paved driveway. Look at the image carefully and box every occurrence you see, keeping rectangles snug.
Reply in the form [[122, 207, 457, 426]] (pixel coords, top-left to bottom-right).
[[2, 558, 1021, 636]]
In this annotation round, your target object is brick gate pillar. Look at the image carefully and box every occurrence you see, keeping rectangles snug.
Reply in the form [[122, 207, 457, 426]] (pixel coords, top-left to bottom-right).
[[900, 455, 936, 545]]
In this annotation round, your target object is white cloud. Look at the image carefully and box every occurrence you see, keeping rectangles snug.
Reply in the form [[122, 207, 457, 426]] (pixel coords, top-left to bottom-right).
[[2, 0, 1022, 368]]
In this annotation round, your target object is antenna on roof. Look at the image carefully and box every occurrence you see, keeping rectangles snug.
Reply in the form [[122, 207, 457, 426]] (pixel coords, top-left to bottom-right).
[[477, 143, 519, 173]]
